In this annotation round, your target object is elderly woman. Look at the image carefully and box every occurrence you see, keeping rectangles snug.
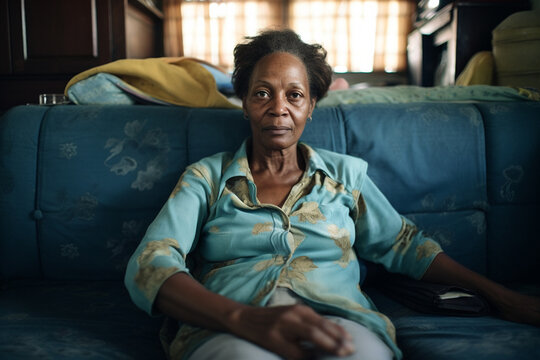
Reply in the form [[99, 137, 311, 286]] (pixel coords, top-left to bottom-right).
[[125, 30, 540, 360]]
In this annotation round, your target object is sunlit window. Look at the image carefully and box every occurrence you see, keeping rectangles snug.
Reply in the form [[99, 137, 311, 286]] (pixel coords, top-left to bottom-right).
[[180, 0, 415, 73], [181, 0, 284, 70]]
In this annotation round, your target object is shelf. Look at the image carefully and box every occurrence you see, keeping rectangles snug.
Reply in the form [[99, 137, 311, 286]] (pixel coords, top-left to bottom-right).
[[407, 1, 530, 86]]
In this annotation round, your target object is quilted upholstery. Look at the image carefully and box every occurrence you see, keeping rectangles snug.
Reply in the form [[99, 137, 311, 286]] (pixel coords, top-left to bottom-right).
[[1, 102, 539, 359]]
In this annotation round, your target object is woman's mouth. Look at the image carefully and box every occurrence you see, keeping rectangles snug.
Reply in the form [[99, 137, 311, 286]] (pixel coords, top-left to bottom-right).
[[262, 126, 291, 135]]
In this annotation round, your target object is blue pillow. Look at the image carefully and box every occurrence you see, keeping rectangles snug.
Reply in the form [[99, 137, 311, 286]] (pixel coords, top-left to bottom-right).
[[200, 64, 235, 95]]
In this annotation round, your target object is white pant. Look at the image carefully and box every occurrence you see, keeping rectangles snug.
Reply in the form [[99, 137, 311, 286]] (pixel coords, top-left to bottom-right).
[[189, 289, 393, 360]]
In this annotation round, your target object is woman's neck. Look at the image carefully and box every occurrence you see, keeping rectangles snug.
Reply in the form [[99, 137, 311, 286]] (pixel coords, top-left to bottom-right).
[[248, 141, 304, 176], [247, 141, 306, 207]]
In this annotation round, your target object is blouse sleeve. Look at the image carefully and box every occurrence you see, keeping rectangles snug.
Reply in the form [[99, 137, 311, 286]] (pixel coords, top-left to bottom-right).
[[353, 175, 443, 279], [124, 163, 213, 315]]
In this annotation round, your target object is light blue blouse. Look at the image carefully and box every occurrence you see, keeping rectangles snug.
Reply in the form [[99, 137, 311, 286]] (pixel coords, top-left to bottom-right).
[[125, 140, 443, 359]]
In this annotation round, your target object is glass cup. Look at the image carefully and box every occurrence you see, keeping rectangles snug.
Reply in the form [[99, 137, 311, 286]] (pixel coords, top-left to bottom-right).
[[39, 94, 70, 105]]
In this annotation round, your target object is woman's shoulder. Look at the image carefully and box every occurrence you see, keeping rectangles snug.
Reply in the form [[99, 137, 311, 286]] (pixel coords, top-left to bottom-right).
[[185, 151, 235, 182]]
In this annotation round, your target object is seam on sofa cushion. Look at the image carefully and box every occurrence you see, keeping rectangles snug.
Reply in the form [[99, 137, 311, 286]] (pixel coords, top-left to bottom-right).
[[338, 104, 348, 155], [472, 103, 489, 208], [472, 103, 490, 278], [33, 105, 52, 280], [184, 108, 193, 169]]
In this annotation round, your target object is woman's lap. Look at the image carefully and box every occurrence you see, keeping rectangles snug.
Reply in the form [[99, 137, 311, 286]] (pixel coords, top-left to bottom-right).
[[188, 316, 393, 360], [321, 316, 393, 360]]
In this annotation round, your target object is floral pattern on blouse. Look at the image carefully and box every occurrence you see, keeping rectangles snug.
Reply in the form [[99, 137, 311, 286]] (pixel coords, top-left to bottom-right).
[[125, 140, 443, 360]]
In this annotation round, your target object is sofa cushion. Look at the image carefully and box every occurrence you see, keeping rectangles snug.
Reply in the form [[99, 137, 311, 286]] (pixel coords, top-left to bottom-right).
[[479, 102, 540, 206], [0, 281, 164, 359], [478, 102, 540, 282], [406, 210, 487, 275], [341, 102, 487, 215], [367, 288, 540, 360], [340, 102, 489, 275], [0, 106, 48, 279], [9, 105, 194, 281], [185, 106, 348, 164], [2, 281, 538, 360]]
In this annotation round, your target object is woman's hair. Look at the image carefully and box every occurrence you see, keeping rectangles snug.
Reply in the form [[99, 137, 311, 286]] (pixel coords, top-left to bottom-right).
[[232, 29, 333, 102]]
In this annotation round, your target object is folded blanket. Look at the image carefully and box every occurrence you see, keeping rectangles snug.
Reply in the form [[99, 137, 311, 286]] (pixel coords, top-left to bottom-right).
[[64, 57, 240, 109], [317, 85, 540, 107]]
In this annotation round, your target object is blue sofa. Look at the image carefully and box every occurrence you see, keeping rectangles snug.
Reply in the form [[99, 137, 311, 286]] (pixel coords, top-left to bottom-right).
[[1, 102, 539, 359]]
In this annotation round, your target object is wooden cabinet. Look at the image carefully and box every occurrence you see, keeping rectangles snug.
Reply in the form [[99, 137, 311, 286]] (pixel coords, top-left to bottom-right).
[[408, 1, 530, 86], [0, 0, 163, 112]]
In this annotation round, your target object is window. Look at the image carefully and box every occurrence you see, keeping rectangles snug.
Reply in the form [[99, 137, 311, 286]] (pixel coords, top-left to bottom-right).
[[179, 0, 415, 73]]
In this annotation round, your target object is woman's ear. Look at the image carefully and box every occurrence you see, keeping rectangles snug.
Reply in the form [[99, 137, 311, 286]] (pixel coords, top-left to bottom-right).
[[308, 97, 317, 118]]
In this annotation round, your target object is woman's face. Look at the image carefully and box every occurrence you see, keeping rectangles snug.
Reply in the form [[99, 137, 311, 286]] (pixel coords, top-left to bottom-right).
[[243, 52, 316, 153]]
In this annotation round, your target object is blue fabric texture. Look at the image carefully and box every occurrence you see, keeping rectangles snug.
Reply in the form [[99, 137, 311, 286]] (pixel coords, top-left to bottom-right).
[[1, 102, 539, 359], [478, 102, 540, 282], [341, 103, 487, 215], [199, 64, 235, 95], [67, 73, 138, 105], [317, 85, 540, 107], [368, 288, 540, 360], [0, 105, 47, 279], [0, 281, 164, 359]]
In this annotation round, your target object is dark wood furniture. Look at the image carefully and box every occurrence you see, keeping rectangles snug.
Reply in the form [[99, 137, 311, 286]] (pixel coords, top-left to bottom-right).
[[0, 0, 164, 112], [408, 1, 530, 86]]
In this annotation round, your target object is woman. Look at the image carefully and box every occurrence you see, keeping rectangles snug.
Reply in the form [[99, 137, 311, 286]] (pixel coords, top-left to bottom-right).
[[125, 30, 540, 360]]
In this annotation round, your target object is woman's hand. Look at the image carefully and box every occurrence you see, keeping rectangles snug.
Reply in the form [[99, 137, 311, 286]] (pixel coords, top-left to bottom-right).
[[423, 253, 540, 327], [491, 287, 540, 326], [157, 273, 354, 359], [229, 304, 355, 360]]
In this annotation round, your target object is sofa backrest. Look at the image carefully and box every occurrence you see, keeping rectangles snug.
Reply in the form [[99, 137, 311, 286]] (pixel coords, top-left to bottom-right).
[[1, 102, 539, 283]]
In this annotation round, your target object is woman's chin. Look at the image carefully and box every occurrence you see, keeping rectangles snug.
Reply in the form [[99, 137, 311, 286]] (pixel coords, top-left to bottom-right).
[[258, 137, 298, 152]]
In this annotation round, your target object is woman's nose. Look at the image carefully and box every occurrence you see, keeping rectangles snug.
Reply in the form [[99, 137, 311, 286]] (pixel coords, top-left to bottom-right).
[[269, 95, 287, 116]]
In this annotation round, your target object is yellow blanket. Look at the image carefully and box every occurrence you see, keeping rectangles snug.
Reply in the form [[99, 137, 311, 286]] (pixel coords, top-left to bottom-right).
[[65, 57, 239, 109]]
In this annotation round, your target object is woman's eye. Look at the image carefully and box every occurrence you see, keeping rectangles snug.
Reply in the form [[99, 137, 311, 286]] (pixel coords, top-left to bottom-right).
[[255, 91, 269, 98], [290, 92, 303, 99]]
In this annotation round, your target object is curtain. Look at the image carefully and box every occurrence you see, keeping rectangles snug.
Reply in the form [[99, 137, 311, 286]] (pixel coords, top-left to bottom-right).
[[290, 0, 416, 72], [180, 0, 284, 70], [174, 0, 416, 72], [164, 0, 184, 57]]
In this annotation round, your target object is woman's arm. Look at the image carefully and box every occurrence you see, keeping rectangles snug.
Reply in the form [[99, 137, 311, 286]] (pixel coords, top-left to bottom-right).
[[352, 174, 540, 327], [156, 273, 355, 359], [422, 252, 540, 326]]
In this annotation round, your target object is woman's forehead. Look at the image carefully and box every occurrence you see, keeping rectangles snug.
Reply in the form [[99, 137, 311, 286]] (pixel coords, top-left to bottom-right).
[[250, 52, 308, 85]]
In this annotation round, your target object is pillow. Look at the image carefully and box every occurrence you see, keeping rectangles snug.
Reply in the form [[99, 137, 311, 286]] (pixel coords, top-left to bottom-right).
[[317, 85, 539, 107], [67, 73, 170, 105], [67, 73, 135, 105], [200, 63, 235, 95]]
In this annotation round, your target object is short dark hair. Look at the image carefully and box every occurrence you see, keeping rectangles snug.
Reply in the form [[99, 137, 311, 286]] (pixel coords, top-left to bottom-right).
[[232, 29, 333, 102]]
